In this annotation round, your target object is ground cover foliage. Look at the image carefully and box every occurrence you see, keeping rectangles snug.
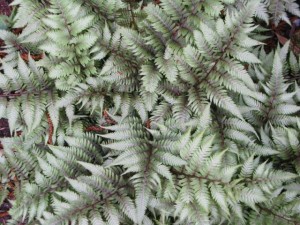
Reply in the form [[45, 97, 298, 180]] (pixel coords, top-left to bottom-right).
[[0, 0, 300, 224]]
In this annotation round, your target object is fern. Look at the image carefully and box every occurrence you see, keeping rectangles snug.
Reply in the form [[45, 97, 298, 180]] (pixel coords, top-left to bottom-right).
[[229, 0, 300, 26], [0, 0, 300, 224], [243, 44, 300, 127]]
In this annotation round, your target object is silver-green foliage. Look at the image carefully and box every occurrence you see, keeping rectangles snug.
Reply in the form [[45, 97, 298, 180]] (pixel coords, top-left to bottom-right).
[[0, 0, 299, 225], [229, 0, 300, 26]]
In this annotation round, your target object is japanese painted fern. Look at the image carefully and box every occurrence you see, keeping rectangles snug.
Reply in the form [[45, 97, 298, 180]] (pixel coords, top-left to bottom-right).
[[0, 0, 299, 225]]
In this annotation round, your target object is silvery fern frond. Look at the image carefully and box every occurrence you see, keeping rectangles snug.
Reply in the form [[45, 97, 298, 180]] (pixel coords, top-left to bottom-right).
[[228, 0, 300, 26]]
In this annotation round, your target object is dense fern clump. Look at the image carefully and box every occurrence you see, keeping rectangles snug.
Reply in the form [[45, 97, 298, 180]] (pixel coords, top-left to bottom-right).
[[0, 0, 300, 224]]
